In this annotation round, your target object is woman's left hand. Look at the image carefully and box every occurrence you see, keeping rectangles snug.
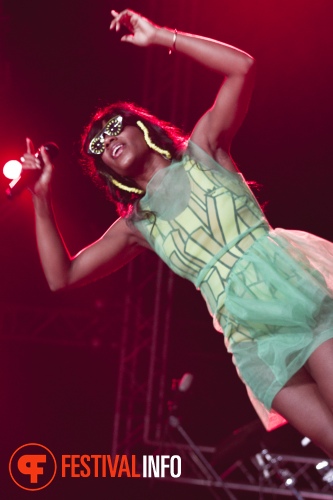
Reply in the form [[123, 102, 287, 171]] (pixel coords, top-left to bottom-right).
[[110, 9, 158, 47]]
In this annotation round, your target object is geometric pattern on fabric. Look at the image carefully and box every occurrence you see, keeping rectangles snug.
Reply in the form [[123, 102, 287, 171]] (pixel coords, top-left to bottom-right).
[[133, 142, 333, 409]]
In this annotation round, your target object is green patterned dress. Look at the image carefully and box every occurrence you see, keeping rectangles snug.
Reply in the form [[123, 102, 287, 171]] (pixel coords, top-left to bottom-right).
[[132, 141, 333, 410]]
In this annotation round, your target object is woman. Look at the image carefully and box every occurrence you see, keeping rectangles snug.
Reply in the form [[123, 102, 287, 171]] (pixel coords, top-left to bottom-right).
[[23, 9, 333, 457]]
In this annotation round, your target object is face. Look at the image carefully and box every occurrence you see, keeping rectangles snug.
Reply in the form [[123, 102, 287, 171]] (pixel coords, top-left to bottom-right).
[[102, 124, 151, 178], [90, 116, 151, 179]]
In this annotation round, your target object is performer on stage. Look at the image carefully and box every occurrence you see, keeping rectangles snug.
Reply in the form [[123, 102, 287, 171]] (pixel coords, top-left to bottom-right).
[[22, 9, 333, 457]]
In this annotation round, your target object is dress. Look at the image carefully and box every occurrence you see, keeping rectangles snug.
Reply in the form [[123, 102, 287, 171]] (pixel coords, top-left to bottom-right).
[[132, 141, 333, 413]]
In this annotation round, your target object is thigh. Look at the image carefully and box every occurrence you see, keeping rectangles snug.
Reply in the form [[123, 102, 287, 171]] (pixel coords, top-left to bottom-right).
[[305, 338, 333, 410], [272, 367, 333, 457]]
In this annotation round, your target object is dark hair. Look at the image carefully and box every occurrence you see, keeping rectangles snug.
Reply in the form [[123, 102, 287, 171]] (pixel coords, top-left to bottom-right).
[[81, 101, 188, 218]]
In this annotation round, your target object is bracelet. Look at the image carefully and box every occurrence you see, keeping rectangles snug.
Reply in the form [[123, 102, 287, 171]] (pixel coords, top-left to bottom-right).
[[168, 29, 177, 55]]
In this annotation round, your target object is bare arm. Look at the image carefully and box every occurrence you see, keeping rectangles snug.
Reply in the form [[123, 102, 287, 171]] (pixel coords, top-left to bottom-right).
[[110, 9, 256, 163], [34, 198, 144, 291], [24, 139, 145, 291]]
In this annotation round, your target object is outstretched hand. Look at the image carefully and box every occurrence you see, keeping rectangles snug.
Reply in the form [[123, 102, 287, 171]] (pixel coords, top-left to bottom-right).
[[110, 9, 159, 47], [22, 138, 53, 197]]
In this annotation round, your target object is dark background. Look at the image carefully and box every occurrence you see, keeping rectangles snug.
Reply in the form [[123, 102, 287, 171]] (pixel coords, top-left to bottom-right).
[[0, 0, 332, 498]]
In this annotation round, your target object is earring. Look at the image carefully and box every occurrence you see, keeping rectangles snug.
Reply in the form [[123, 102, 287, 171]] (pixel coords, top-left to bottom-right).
[[136, 121, 172, 160]]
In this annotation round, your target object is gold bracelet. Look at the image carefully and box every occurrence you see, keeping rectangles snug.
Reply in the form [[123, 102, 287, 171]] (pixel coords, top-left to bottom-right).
[[168, 29, 177, 55]]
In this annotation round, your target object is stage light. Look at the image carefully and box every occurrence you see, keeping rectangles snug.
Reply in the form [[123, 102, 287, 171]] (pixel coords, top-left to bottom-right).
[[3, 160, 22, 180]]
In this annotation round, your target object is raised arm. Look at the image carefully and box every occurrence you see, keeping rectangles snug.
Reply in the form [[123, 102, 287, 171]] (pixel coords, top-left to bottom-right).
[[110, 9, 256, 161], [23, 139, 144, 291]]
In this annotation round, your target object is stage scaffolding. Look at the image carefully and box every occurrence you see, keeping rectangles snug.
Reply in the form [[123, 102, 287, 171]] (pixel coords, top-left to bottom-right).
[[111, 253, 175, 456], [162, 447, 333, 499]]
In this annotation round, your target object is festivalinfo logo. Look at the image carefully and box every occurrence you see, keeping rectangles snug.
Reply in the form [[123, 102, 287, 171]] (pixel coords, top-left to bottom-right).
[[9, 443, 181, 491]]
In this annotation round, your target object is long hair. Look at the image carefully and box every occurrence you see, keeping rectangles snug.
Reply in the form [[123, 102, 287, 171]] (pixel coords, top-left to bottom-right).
[[81, 102, 188, 218]]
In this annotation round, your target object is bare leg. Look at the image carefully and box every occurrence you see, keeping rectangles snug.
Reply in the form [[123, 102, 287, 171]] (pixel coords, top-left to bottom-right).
[[272, 365, 333, 458], [305, 338, 333, 410]]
